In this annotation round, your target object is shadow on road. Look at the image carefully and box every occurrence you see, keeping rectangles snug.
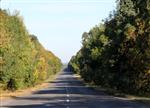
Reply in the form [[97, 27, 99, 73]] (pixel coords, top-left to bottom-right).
[[2, 68, 149, 108]]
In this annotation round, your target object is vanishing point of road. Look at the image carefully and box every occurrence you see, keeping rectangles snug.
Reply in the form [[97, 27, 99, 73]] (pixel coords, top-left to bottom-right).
[[1, 68, 149, 108]]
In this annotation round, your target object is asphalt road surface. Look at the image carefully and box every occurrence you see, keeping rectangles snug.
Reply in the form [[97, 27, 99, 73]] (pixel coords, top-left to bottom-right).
[[1, 68, 150, 108]]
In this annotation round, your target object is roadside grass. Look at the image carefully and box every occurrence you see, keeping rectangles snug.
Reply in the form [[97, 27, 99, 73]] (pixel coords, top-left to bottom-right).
[[73, 73, 150, 105], [0, 70, 61, 100]]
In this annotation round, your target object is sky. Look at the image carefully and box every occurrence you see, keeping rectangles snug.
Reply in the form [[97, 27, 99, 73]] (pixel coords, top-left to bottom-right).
[[1, 0, 116, 63]]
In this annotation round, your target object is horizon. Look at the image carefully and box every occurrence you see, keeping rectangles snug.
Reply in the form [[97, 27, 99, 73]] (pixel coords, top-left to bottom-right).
[[1, 0, 116, 63]]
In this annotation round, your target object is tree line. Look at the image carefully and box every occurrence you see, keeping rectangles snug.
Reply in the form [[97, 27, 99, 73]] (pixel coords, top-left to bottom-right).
[[69, 0, 150, 96], [0, 9, 62, 90]]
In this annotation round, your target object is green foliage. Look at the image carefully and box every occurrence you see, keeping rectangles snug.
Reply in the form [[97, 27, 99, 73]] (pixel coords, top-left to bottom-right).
[[69, 0, 150, 96], [0, 10, 62, 90]]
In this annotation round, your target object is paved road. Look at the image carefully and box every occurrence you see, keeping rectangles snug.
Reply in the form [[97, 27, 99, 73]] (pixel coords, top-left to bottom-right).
[[1, 68, 149, 108]]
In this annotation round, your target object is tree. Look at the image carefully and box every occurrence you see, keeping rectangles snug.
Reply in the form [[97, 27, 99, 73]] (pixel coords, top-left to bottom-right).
[[69, 0, 150, 96], [0, 10, 62, 90]]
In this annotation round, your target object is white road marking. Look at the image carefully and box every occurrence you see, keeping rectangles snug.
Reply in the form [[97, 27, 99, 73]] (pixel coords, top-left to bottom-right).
[[66, 99, 70, 102], [64, 71, 71, 108], [67, 94, 70, 97]]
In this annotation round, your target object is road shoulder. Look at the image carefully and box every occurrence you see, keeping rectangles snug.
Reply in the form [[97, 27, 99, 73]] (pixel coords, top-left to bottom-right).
[[0, 71, 61, 101], [73, 73, 150, 106]]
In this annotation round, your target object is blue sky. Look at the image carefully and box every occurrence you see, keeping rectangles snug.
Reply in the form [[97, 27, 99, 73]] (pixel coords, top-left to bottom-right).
[[2, 0, 116, 63]]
